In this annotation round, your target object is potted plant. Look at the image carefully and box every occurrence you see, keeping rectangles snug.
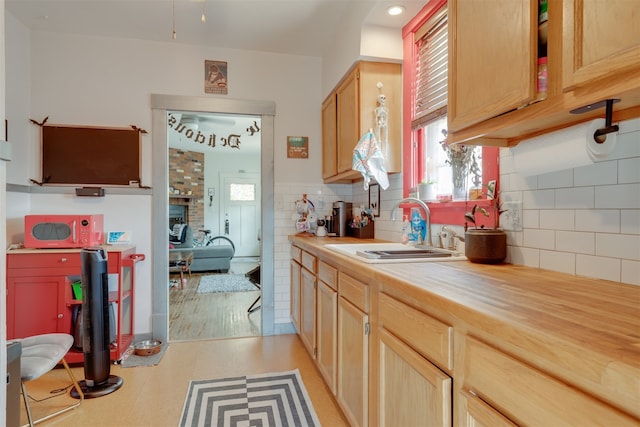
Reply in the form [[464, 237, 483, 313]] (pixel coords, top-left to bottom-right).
[[464, 182, 507, 264], [418, 179, 437, 201]]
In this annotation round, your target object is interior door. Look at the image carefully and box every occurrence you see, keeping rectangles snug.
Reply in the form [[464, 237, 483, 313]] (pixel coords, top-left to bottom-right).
[[220, 172, 261, 257]]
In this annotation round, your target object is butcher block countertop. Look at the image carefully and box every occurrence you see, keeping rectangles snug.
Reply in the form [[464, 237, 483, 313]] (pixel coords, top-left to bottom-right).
[[289, 235, 640, 419]]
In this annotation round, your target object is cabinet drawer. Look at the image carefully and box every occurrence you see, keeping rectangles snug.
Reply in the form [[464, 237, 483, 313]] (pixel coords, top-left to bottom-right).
[[301, 250, 316, 273], [7, 252, 82, 269], [461, 336, 638, 426], [290, 245, 302, 263], [379, 293, 452, 371], [318, 261, 337, 290], [339, 272, 369, 312]]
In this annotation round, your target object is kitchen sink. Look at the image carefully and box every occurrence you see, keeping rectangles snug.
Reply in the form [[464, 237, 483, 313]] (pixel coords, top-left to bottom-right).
[[325, 243, 466, 264]]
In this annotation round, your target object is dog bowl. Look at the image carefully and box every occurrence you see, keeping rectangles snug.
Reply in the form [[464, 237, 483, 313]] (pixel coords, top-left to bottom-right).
[[134, 339, 162, 356]]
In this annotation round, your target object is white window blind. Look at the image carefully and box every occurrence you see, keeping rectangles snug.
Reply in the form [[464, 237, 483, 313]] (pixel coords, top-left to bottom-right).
[[412, 7, 448, 129]]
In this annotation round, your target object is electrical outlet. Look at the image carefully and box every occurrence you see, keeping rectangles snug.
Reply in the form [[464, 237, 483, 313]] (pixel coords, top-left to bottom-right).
[[208, 188, 215, 197], [501, 201, 523, 231]]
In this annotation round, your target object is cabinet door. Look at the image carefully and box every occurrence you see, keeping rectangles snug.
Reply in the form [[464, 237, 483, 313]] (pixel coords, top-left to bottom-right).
[[448, 0, 537, 132], [563, 0, 640, 91], [7, 276, 68, 338], [460, 336, 639, 426], [378, 328, 452, 427], [337, 295, 369, 427], [290, 260, 301, 333], [316, 280, 337, 393], [336, 68, 359, 174], [457, 390, 517, 427], [300, 267, 316, 358], [322, 94, 338, 179]]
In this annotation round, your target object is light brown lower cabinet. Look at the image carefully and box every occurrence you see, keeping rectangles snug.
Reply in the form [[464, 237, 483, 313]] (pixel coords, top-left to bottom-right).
[[457, 390, 516, 427], [290, 259, 301, 333], [316, 279, 337, 393], [337, 294, 369, 427], [457, 336, 639, 426], [377, 325, 452, 427], [289, 241, 639, 427], [299, 266, 316, 358]]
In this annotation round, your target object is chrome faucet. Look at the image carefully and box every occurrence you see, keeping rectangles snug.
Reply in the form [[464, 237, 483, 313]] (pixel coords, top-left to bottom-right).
[[391, 197, 432, 247], [440, 225, 464, 250]]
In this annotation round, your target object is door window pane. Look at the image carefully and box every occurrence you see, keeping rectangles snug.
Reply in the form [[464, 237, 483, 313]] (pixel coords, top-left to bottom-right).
[[230, 183, 255, 201]]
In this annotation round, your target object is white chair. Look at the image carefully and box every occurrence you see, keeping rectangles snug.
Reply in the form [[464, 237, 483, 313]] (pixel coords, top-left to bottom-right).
[[17, 333, 84, 426]]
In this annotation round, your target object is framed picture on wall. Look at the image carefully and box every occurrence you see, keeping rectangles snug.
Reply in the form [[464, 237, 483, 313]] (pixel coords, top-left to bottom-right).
[[369, 183, 380, 217], [287, 136, 309, 158], [204, 60, 228, 94]]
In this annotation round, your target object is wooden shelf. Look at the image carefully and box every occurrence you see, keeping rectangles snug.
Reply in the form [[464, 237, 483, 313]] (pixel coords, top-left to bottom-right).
[[169, 194, 200, 204]]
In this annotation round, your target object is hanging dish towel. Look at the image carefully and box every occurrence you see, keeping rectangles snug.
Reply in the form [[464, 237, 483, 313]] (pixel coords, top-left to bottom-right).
[[352, 130, 389, 190]]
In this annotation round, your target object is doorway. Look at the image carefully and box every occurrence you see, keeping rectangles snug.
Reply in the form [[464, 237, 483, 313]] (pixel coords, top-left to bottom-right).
[[151, 95, 276, 344], [167, 111, 262, 341]]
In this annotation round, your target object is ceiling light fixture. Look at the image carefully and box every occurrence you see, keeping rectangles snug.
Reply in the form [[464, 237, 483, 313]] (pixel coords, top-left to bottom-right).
[[387, 5, 405, 16]]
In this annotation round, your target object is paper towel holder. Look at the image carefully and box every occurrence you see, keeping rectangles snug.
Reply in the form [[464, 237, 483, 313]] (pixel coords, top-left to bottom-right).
[[570, 98, 620, 144]]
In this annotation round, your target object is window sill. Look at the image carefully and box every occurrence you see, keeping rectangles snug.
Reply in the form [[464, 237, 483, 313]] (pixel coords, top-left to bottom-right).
[[401, 198, 494, 226]]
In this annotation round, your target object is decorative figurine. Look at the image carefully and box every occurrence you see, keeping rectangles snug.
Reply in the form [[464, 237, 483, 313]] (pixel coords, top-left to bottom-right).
[[375, 82, 389, 148]]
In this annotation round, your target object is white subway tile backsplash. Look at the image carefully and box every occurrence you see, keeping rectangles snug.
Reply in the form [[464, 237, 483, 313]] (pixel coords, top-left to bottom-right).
[[505, 230, 523, 246], [538, 169, 573, 189], [612, 126, 640, 160], [523, 229, 556, 250], [596, 233, 640, 261], [555, 187, 594, 209], [509, 173, 538, 191], [575, 209, 620, 233], [576, 254, 621, 282], [621, 210, 640, 235], [621, 260, 640, 286], [574, 161, 618, 187], [556, 231, 595, 255], [618, 158, 640, 184], [595, 184, 640, 209], [496, 119, 639, 284], [522, 209, 540, 228], [540, 209, 574, 230], [618, 117, 640, 133], [523, 189, 555, 209], [540, 250, 575, 275], [509, 246, 540, 267]]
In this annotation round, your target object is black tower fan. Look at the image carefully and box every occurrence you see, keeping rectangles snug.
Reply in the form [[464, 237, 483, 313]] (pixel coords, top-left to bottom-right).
[[71, 248, 123, 399]]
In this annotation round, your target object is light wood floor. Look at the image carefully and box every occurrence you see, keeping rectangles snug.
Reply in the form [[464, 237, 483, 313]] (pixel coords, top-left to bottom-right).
[[169, 258, 262, 341], [19, 335, 349, 426]]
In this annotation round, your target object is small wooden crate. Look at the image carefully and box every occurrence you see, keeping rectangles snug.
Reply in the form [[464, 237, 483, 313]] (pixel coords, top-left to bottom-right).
[[347, 223, 374, 239]]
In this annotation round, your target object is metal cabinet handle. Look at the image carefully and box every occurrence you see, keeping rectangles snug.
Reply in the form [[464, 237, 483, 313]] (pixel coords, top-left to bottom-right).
[[61, 258, 67, 263], [58, 313, 63, 319]]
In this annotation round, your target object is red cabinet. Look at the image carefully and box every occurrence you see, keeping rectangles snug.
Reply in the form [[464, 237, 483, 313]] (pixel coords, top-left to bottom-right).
[[6, 245, 143, 363]]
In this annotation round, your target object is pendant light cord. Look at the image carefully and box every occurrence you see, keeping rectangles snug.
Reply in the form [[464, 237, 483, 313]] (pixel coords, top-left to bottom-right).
[[172, 0, 176, 39]]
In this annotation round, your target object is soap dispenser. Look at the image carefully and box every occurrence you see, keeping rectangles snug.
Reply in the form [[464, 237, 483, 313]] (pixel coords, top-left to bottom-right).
[[401, 215, 411, 244]]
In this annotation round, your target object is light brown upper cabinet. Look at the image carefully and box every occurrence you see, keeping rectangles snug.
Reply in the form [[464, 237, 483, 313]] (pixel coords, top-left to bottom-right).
[[321, 95, 338, 179], [563, 0, 640, 91], [322, 61, 402, 183], [448, 0, 640, 147], [448, 0, 537, 134]]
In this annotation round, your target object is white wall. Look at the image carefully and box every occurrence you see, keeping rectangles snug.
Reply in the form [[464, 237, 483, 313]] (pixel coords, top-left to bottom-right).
[[5, 15, 324, 334]]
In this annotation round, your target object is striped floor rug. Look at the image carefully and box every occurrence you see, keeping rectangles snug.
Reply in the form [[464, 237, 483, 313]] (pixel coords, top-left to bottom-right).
[[179, 369, 321, 427]]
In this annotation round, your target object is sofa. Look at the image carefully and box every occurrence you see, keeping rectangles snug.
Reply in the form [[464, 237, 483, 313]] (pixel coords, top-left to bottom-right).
[[169, 225, 235, 273]]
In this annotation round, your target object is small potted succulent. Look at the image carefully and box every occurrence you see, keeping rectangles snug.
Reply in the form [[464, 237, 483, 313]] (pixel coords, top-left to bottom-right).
[[464, 182, 507, 264]]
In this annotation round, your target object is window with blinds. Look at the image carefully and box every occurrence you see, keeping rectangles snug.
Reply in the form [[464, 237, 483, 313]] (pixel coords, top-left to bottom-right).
[[402, 1, 499, 222], [412, 6, 448, 129]]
